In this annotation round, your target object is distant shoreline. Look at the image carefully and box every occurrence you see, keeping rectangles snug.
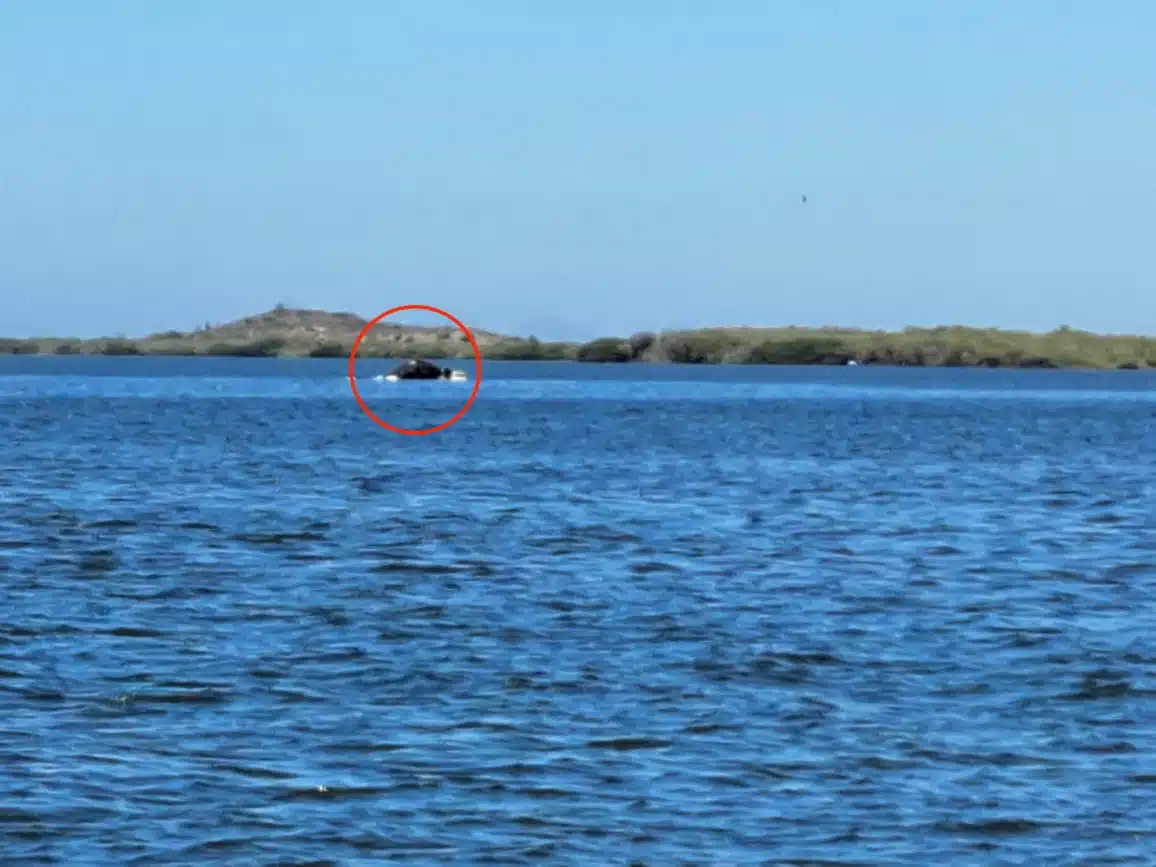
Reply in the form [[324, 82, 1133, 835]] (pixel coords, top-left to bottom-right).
[[2, 306, 1153, 370]]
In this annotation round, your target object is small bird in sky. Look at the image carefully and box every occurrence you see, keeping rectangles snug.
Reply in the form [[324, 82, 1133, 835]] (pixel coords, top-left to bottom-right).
[[801, 194, 807, 204]]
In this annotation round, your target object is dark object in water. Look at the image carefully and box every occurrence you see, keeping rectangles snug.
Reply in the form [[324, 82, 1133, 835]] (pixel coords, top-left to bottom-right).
[[384, 358, 464, 381]]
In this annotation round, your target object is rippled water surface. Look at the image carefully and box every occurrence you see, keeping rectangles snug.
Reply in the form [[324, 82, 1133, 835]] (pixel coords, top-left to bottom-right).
[[3, 358, 1156, 865]]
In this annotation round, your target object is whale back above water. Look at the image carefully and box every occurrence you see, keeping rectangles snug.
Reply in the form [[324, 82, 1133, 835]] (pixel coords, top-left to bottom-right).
[[378, 358, 467, 382]]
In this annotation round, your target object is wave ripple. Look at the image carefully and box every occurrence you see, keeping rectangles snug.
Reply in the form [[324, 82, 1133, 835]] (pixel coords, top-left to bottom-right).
[[2, 365, 1156, 863]]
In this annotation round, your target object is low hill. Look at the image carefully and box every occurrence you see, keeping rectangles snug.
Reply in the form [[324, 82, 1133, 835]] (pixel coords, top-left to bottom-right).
[[1, 306, 573, 360], [3, 307, 1155, 369]]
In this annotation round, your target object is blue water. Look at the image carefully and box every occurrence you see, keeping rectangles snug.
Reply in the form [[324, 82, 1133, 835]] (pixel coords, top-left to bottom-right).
[[2, 357, 1156, 865]]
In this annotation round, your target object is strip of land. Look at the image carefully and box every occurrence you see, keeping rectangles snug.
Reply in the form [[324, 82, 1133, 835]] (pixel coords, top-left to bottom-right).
[[2, 305, 1154, 369]]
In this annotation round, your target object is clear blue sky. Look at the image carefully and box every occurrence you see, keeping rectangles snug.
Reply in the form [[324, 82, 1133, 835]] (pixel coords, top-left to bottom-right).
[[3, 1, 1154, 340]]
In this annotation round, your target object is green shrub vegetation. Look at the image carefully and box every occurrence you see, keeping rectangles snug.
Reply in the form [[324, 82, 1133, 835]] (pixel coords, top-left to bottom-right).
[[97, 339, 143, 356], [307, 341, 348, 358], [0, 339, 40, 355], [204, 337, 286, 357], [357, 341, 463, 359], [145, 341, 199, 356], [634, 325, 1156, 369], [488, 337, 576, 360], [5, 307, 1154, 369], [576, 337, 633, 362]]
